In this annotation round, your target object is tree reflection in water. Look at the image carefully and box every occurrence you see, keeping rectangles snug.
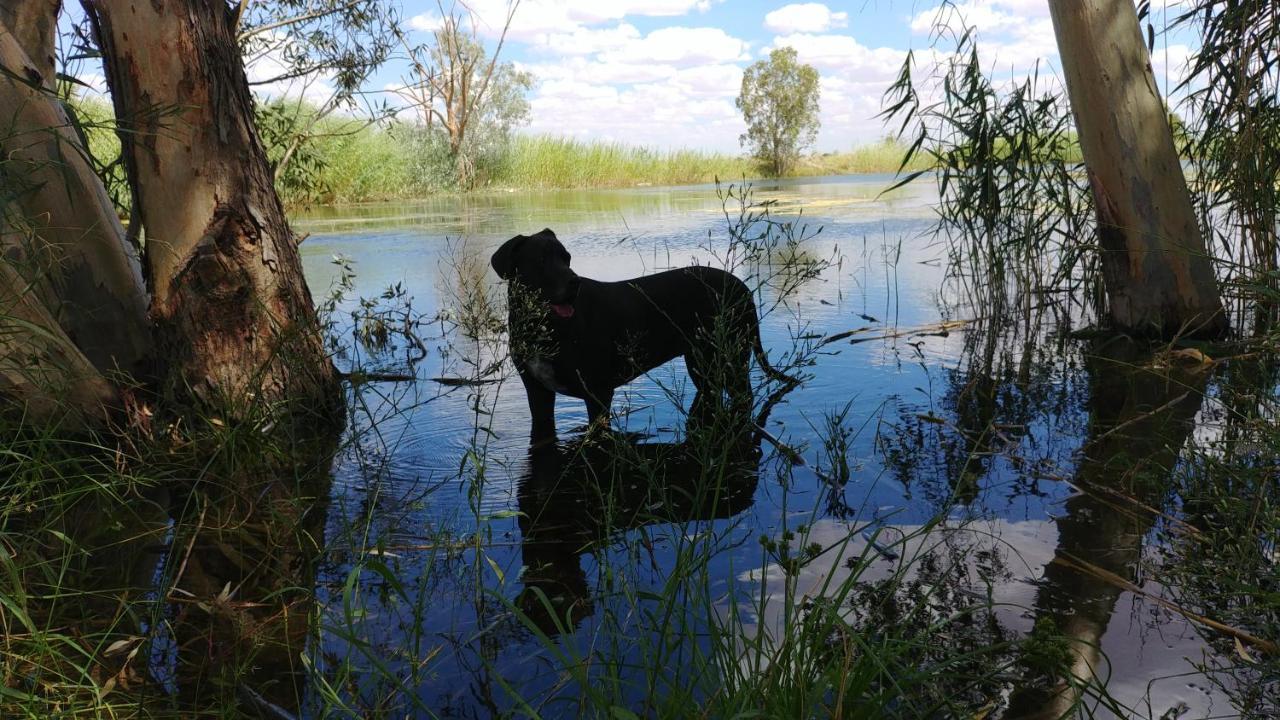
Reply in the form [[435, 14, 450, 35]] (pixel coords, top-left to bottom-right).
[[1005, 338, 1208, 718]]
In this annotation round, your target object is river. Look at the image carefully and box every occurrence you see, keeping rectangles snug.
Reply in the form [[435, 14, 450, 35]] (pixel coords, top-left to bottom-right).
[[288, 175, 1243, 718]]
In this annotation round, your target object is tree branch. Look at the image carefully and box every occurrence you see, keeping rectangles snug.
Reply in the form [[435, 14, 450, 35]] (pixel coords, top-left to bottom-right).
[[238, 0, 371, 42]]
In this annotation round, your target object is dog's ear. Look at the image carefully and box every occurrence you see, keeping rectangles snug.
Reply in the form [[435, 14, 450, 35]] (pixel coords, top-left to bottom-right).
[[491, 235, 526, 279], [534, 228, 571, 264]]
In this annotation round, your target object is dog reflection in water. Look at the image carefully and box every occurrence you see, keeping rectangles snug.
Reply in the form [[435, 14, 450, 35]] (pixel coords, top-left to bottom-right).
[[516, 433, 762, 635]]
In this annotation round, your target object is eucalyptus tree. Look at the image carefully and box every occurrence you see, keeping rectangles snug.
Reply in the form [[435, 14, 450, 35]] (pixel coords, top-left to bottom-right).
[[0, 0, 339, 428], [736, 47, 821, 177], [393, 0, 531, 188], [1047, 0, 1226, 337], [0, 8, 364, 710]]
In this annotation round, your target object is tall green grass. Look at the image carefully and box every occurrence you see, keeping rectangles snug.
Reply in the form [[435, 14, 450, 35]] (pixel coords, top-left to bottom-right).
[[490, 135, 939, 190], [488, 134, 754, 189], [69, 95, 941, 208]]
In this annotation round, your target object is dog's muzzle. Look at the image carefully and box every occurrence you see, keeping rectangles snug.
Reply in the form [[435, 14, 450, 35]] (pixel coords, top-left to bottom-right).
[[548, 278, 581, 318]]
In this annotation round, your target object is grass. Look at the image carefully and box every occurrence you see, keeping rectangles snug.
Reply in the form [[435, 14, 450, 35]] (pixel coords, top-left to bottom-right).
[[65, 94, 1074, 211], [793, 138, 942, 176], [268, 121, 941, 203], [486, 135, 937, 191], [69, 96, 941, 209], [487, 134, 755, 189]]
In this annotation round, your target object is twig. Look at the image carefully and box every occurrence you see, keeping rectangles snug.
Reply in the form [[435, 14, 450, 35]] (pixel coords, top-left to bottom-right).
[[1090, 392, 1189, 443], [431, 376, 499, 386], [238, 683, 299, 720], [1069, 480, 1203, 538], [166, 504, 207, 603], [819, 319, 973, 348], [237, 0, 371, 40], [339, 371, 417, 383], [753, 423, 842, 487], [1054, 552, 1278, 655]]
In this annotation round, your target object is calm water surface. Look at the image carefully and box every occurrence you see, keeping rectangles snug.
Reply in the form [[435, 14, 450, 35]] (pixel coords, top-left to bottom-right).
[[292, 176, 1236, 718]]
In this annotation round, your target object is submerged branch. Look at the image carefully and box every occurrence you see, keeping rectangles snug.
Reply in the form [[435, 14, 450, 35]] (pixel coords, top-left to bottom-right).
[[1054, 552, 1278, 656], [820, 319, 973, 347]]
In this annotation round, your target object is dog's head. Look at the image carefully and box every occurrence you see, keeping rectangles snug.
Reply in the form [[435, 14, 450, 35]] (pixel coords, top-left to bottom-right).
[[491, 228, 581, 318]]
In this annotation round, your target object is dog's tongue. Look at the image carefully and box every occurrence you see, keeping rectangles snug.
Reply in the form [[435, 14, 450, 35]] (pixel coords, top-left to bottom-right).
[[550, 303, 575, 318]]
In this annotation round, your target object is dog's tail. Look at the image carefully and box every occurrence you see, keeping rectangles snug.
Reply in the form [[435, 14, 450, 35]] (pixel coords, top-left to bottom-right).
[[752, 326, 802, 387]]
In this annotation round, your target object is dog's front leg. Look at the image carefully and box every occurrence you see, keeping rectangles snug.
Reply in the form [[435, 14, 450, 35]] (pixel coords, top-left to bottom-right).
[[520, 370, 558, 447]]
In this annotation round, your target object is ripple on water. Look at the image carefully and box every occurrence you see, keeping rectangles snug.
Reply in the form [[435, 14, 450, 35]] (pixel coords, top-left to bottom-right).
[[297, 177, 1248, 717]]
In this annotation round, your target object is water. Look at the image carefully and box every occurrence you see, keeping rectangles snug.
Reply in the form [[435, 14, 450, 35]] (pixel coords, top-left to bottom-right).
[[290, 176, 1241, 717]]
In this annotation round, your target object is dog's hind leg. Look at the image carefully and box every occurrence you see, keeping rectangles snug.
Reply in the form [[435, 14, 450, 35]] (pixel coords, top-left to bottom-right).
[[584, 387, 614, 432], [520, 371, 558, 446]]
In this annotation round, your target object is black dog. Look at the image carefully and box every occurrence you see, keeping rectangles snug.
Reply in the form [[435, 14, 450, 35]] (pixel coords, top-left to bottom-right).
[[491, 228, 797, 445]]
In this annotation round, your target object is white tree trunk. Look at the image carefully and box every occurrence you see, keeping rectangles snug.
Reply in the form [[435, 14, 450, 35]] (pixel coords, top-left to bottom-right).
[[1048, 0, 1227, 337], [0, 0, 61, 89], [0, 4, 147, 423]]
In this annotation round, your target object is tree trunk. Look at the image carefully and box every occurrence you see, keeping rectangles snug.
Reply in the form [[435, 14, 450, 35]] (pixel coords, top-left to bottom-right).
[[0, 13, 152, 379], [0, 2, 146, 424], [0, 260, 117, 425], [1048, 0, 1227, 338], [0, 0, 61, 90], [85, 0, 339, 423]]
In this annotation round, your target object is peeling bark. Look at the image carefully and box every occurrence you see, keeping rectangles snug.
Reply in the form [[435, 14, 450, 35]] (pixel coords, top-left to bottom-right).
[[0, 259, 116, 425], [1048, 0, 1227, 338], [0, 20, 152, 377], [0, 0, 61, 89], [85, 0, 338, 422]]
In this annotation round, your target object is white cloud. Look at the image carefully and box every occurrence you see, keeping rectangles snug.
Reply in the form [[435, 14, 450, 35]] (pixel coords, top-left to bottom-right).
[[532, 23, 642, 57], [770, 33, 906, 80], [908, 1, 1060, 72], [526, 21, 750, 65], [909, 0, 1050, 36], [511, 16, 755, 150], [763, 3, 849, 34], [521, 55, 672, 85], [524, 76, 744, 149], [408, 12, 443, 32], [599, 27, 750, 66], [442, 0, 716, 41]]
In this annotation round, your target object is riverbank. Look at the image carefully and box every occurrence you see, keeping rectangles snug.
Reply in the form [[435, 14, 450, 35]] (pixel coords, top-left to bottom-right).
[[274, 124, 933, 206], [71, 96, 1089, 210]]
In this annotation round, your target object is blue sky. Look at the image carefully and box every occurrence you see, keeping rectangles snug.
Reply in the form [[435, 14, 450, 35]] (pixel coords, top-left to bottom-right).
[[365, 0, 1199, 152], [66, 1, 1198, 154]]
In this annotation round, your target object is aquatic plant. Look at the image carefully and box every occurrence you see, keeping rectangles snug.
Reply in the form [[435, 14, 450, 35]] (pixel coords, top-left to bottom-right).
[[883, 30, 1100, 331]]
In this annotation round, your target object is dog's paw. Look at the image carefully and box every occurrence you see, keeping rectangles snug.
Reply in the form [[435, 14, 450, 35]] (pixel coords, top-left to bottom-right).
[[529, 435, 559, 451]]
